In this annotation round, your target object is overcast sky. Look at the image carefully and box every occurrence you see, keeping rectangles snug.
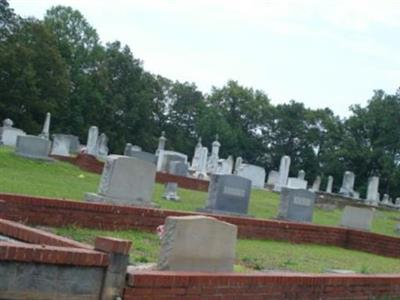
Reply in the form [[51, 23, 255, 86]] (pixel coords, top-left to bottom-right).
[[10, 0, 400, 117]]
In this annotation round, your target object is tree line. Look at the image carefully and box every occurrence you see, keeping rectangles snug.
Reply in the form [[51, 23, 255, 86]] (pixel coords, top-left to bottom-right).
[[1, 1, 400, 198]]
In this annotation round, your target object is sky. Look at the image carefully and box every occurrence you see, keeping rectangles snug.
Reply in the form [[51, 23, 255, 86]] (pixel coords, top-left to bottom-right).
[[10, 0, 400, 117]]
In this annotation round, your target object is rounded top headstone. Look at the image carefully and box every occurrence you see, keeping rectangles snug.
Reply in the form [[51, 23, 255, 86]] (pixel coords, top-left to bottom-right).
[[3, 118, 13, 127]]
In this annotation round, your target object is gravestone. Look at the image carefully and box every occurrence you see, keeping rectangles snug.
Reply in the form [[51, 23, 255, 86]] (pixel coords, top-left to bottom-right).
[[51, 134, 79, 157], [158, 216, 237, 272], [163, 182, 180, 201], [85, 155, 156, 206], [86, 126, 99, 155], [156, 131, 166, 155], [366, 176, 379, 205], [340, 206, 374, 231], [97, 133, 109, 158], [168, 161, 188, 176], [69, 135, 80, 154], [39, 112, 51, 139], [125, 149, 157, 164], [0, 119, 26, 147], [267, 170, 280, 186], [339, 171, 355, 197], [216, 155, 234, 175], [190, 137, 203, 171], [207, 135, 221, 174], [193, 147, 208, 179], [199, 174, 252, 216], [311, 176, 321, 192], [297, 170, 306, 180], [124, 143, 142, 155], [157, 150, 187, 172], [15, 135, 53, 161], [236, 164, 266, 188], [287, 177, 308, 189], [273, 155, 291, 192], [326, 176, 333, 193], [278, 187, 316, 222]]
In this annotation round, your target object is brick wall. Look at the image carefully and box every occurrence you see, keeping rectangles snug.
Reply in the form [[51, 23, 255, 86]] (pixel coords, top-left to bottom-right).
[[124, 271, 400, 300], [53, 153, 210, 191], [0, 192, 399, 259]]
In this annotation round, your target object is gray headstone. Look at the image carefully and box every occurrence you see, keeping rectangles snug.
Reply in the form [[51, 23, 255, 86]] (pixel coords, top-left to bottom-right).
[[190, 137, 203, 171], [69, 135, 80, 154], [85, 155, 156, 206], [86, 126, 99, 155], [340, 206, 374, 231], [125, 149, 157, 164], [97, 133, 109, 158], [168, 161, 188, 177], [339, 171, 355, 196], [278, 187, 316, 222], [267, 170, 280, 185], [163, 182, 179, 201], [157, 150, 187, 172], [15, 135, 53, 161], [311, 176, 321, 192], [39, 112, 51, 139], [51, 134, 79, 157], [199, 174, 252, 216], [366, 176, 379, 205], [158, 216, 237, 272], [0, 123, 26, 147]]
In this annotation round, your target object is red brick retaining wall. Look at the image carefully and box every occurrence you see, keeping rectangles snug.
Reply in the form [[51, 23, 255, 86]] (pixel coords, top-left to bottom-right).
[[0, 192, 399, 259], [124, 271, 400, 300]]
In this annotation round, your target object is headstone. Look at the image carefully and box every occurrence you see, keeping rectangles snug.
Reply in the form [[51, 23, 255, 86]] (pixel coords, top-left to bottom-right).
[[297, 170, 305, 180], [51, 134, 79, 157], [86, 126, 99, 155], [381, 194, 390, 205], [0, 118, 26, 147], [395, 198, 400, 208], [125, 149, 157, 164], [157, 150, 188, 172], [158, 216, 237, 272], [190, 137, 203, 171], [340, 206, 374, 231], [97, 133, 109, 158], [85, 155, 156, 206], [39, 112, 51, 139], [277, 187, 316, 222], [234, 156, 243, 174], [156, 131, 166, 155], [207, 135, 221, 174], [236, 164, 266, 188], [339, 171, 355, 197], [168, 161, 188, 177], [216, 155, 234, 175], [311, 176, 321, 192], [163, 182, 180, 201], [267, 170, 280, 186], [69, 135, 81, 154], [15, 135, 53, 161], [193, 147, 208, 179], [273, 155, 291, 192], [366, 176, 379, 205], [326, 176, 333, 193], [287, 177, 308, 189], [124, 143, 142, 155], [199, 174, 252, 216]]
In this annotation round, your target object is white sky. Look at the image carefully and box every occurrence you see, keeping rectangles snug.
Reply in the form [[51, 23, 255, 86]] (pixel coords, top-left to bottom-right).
[[10, 0, 400, 117]]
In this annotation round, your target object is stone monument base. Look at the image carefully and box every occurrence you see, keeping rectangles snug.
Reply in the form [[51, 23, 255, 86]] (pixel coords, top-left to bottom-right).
[[85, 192, 157, 207], [15, 152, 54, 162]]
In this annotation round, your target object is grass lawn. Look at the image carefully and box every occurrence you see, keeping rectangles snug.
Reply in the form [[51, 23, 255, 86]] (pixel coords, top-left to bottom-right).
[[0, 147, 398, 236], [55, 226, 400, 274], [1, 146, 399, 273]]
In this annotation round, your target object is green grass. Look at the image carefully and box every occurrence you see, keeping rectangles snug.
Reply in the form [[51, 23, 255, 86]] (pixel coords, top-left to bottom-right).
[[54, 226, 400, 273], [0, 146, 399, 237]]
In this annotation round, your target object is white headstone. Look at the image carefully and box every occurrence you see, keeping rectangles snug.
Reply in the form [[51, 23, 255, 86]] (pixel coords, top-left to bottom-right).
[[236, 164, 266, 188], [158, 216, 237, 272], [297, 170, 305, 180], [51, 134, 78, 156], [163, 182, 180, 201], [0, 118, 26, 147], [86, 126, 99, 155], [39, 112, 51, 139], [311, 176, 321, 192], [340, 206, 374, 231], [85, 155, 156, 206], [194, 147, 208, 179], [287, 177, 308, 189], [190, 137, 203, 171], [156, 131, 166, 155], [267, 170, 280, 186], [274, 155, 291, 192], [207, 135, 221, 174], [157, 150, 188, 172], [326, 176, 333, 193], [366, 176, 379, 205], [339, 171, 355, 197], [97, 133, 109, 158]]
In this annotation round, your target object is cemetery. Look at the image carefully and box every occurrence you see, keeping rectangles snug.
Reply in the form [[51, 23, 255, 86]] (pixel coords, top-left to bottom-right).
[[2, 1, 400, 299]]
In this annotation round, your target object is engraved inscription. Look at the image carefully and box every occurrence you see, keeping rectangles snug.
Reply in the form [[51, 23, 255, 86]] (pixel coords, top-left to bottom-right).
[[293, 196, 312, 207], [223, 186, 245, 197]]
